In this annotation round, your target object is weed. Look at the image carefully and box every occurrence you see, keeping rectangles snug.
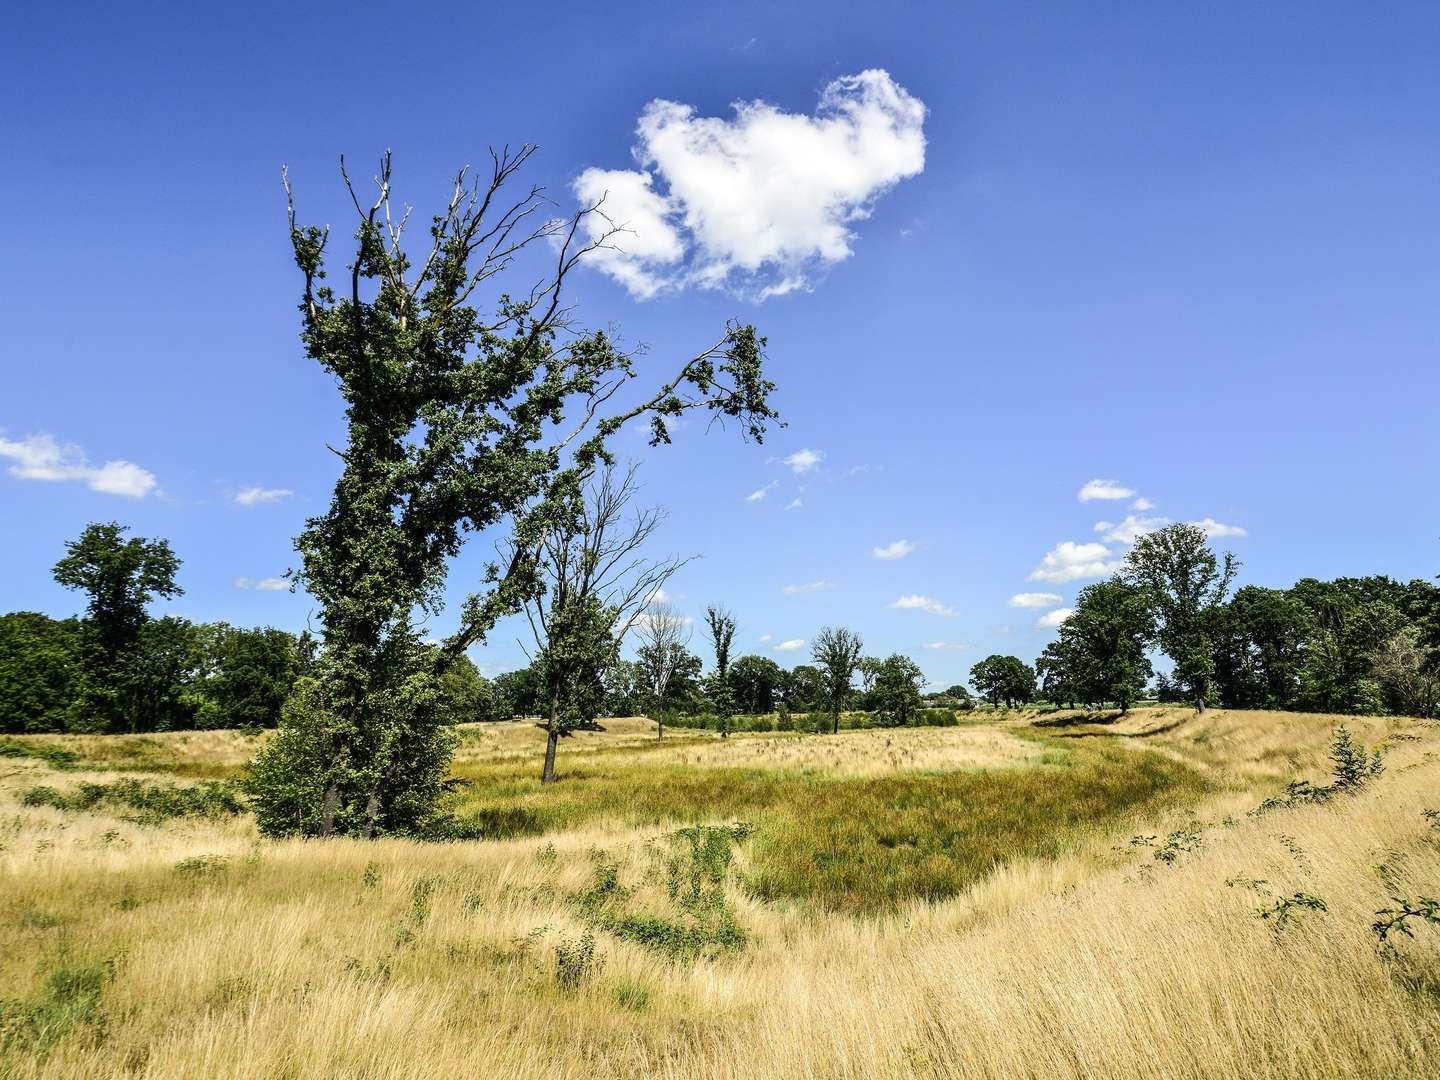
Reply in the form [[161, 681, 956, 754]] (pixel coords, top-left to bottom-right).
[[1255, 892, 1327, 936], [1371, 896, 1440, 954], [0, 742, 80, 770], [614, 979, 651, 1011], [174, 854, 229, 877], [0, 960, 109, 1055], [553, 930, 604, 990], [21, 779, 245, 822]]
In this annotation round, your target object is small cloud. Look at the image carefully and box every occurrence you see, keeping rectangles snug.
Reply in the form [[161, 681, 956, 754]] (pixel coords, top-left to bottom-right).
[[758, 633, 773, 643], [643, 587, 670, 606], [1191, 518, 1247, 539], [234, 576, 289, 592], [1078, 479, 1135, 502], [1095, 514, 1169, 545], [846, 464, 883, 477], [783, 579, 834, 594], [784, 497, 803, 510], [1009, 591, 1062, 609], [870, 539, 915, 560], [1131, 497, 1154, 511], [922, 641, 971, 651], [234, 485, 293, 507], [774, 638, 806, 652], [1029, 541, 1122, 584], [889, 594, 957, 616], [0, 433, 157, 498], [783, 448, 824, 474], [1036, 607, 1075, 629], [745, 480, 778, 502]]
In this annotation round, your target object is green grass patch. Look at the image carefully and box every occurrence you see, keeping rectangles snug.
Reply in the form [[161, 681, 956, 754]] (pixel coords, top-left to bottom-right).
[[20, 778, 246, 823], [0, 741, 80, 770]]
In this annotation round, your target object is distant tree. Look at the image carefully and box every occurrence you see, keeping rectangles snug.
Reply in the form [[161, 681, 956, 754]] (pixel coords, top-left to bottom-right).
[[493, 666, 543, 718], [253, 151, 777, 838], [871, 654, 925, 727], [1371, 627, 1440, 718], [1289, 577, 1410, 713], [1035, 639, 1082, 708], [635, 602, 693, 738], [1209, 586, 1309, 708], [602, 658, 647, 717], [704, 606, 738, 737], [782, 664, 825, 712], [191, 624, 303, 729], [969, 655, 1035, 708], [437, 653, 495, 725], [52, 522, 183, 732], [1122, 523, 1238, 712], [729, 654, 785, 714], [0, 612, 82, 733], [1054, 580, 1154, 713], [521, 465, 682, 783], [811, 626, 863, 734], [118, 616, 199, 732]]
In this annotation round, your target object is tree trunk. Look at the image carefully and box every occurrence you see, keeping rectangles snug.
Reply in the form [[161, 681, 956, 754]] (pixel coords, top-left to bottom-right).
[[541, 692, 561, 785], [319, 778, 340, 837], [831, 709, 839, 735]]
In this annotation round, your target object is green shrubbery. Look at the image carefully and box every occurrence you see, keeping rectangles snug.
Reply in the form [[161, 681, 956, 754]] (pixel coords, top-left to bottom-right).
[[20, 778, 245, 822]]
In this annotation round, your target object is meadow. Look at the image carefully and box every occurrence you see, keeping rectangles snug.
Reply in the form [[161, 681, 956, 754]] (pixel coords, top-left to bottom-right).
[[1, 706, 1437, 1078]]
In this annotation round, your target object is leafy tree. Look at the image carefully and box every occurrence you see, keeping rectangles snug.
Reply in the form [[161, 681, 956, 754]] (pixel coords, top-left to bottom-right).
[[781, 664, 825, 712], [871, 654, 925, 726], [811, 626, 863, 734], [704, 606, 738, 737], [1369, 627, 1440, 718], [1209, 586, 1309, 708], [601, 658, 647, 717], [190, 624, 302, 729], [253, 152, 777, 837], [969, 655, 1035, 708], [1290, 577, 1411, 713], [1035, 638, 1083, 707], [117, 616, 200, 732], [729, 654, 784, 714], [635, 602, 692, 738], [1053, 579, 1154, 712], [0, 612, 82, 733], [437, 653, 495, 724], [1122, 523, 1238, 711], [52, 522, 183, 732], [493, 666, 543, 718]]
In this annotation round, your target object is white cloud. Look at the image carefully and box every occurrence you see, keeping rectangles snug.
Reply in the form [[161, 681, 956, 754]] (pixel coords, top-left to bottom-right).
[[1131, 497, 1154, 511], [758, 633, 773, 643], [783, 579, 834, 594], [745, 480, 778, 502], [889, 594, 957, 616], [846, 463, 883, 477], [576, 69, 926, 299], [783, 448, 824, 474], [1078, 479, 1135, 502], [628, 609, 695, 633], [0, 433, 157, 498], [870, 539, 915, 560], [774, 638, 806, 652], [1095, 514, 1169, 545], [923, 641, 971, 651], [1029, 541, 1122, 584], [1191, 518, 1248, 539], [785, 497, 803, 510], [643, 588, 670, 606], [234, 577, 289, 592], [1036, 607, 1075, 629], [1009, 591, 1062, 609], [234, 485, 292, 507]]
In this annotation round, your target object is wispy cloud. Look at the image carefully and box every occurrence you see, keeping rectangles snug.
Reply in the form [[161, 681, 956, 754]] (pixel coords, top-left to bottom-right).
[[233, 576, 289, 592], [0, 433, 156, 498], [1078, 479, 1135, 502], [785, 497, 804, 510], [1029, 541, 1122, 584], [1009, 591, 1062, 609], [234, 485, 292, 507], [573, 70, 926, 300], [889, 594, 957, 616], [745, 480, 778, 502], [782, 448, 824, 474], [1131, 497, 1154, 511], [922, 641, 971, 651], [783, 579, 834, 594], [1191, 517, 1247, 538], [1036, 607, 1075, 629], [758, 633, 773, 643], [1094, 514, 1169, 545], [870, 539, 915, 560], [774, 638, 806, 652]]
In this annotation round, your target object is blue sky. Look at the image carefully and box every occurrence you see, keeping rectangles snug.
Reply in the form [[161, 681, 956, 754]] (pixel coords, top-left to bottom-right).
[[2, 2, 1437, 688]]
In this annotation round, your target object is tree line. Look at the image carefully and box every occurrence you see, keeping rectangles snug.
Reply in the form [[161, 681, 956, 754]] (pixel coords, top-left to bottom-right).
[[969, 523, 1440, 717]]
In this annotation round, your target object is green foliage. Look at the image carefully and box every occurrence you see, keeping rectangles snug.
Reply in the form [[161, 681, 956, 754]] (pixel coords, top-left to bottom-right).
[[969, 655, 1035, 708], [1255, 892, 1328, 936], [0, 740, 80, 769], [20, 778, 245, 821], [811, 627, 863, 734], [553, 930, 605, 990], [1122, 523, 1238, 710], [0, 613, 82, 734], [1371, 895, 1440, 954], [1036, 581, 1153, 711], [871, 654, 925, 727], [1253, 725, 1384, 813], [0, 960, 109, 1056], [729, 654, 784, 714]]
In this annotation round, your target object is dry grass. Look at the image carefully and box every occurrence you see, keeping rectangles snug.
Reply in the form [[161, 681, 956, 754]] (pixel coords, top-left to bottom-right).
[[1, 709, 1437, 1078]]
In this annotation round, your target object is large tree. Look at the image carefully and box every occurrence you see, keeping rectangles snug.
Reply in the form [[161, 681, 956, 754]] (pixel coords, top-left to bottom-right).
[[871, 653, 925, 727], [1122, 523, 1237, 712], [703, 606, 738, 737], [52, 522, 183, 732], [250, 152, 777, 837], [811, 626, 863, 734], [0, 612, 82, 734], [969, 655, 1035, 708], [729, 654, 784, 715], [1053, 580, 1154, 713]]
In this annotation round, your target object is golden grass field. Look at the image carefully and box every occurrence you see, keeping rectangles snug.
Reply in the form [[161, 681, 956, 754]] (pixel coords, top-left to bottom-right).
[[1, 707, 1437, 1078]]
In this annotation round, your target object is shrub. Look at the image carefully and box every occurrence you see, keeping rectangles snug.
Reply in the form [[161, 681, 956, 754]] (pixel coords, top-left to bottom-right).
[[0, 741, 79, 770], [20, 779, 244, 822], [553, 930, 604, 990]]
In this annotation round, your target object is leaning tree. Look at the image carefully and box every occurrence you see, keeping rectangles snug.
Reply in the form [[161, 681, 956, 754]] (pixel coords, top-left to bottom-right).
[[248, 150, 779, 838]]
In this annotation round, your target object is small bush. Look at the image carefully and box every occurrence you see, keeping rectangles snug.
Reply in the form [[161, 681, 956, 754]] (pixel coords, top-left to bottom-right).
[[174, 854, 229, 878], [421, 805, 547, 841], [0, 741, 79, 770], [0, 961, 109, 1055], [553, 930, 604, 990]]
